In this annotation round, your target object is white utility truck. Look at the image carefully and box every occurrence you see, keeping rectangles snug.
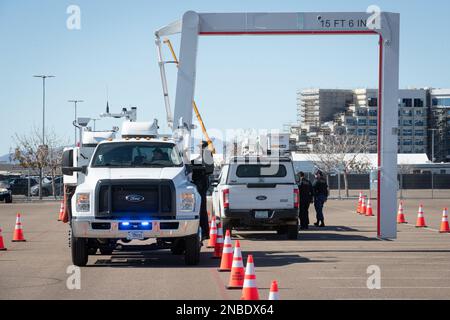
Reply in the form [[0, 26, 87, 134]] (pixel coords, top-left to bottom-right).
[[62, 120, 207, 266], [212, 156, 299, 240]]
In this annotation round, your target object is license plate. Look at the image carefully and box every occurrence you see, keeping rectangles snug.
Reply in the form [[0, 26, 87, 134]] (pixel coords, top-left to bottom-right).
[[255, 211, 269, 219], [127, 231, 144, 240]]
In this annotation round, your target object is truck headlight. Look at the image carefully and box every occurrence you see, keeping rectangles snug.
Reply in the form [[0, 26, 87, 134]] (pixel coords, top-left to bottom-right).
[[76, 193, 90, 212], [180, 193, 195, 212], [0, 188, 8, 193]]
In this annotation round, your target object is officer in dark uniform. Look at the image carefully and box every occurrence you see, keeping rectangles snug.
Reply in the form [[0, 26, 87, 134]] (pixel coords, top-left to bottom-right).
[[191, 141, 214, 239], [312, 170, 329, 227], [297, 171, 313, 230]]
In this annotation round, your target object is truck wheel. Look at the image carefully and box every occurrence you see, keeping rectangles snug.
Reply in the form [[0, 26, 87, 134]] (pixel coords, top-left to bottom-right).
[[5, 196, 12, 203], [184, 234, 200, 265], [171, 239, 185, 255], [71, 236, 89, 267], [287, 222, 299, 240]]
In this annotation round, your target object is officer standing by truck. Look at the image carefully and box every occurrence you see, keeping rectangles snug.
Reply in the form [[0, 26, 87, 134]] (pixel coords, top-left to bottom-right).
[[297, 172, 313, 230], [191, 141, 213, 239], [312, 170, 329, 227]]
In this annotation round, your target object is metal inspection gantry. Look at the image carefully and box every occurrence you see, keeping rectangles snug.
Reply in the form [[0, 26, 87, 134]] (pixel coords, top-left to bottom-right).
[[155, 11, 400, 239]]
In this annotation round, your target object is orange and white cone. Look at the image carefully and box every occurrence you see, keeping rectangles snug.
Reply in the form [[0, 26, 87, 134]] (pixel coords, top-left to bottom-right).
[[360, 196, 367, 215], [58, 201, 64, 221], [241, 255, 260, 300], [397, 202, 407, 224], [213, 221, 224, 259], [207, 216, 217, 248], [218, 230, 233, 271], [12, 213, 26, 242], [268, 280, 279, 300], [365, 198, 374, 217], [356, 192, 362, 214], [415, 204, 427, 228], [439, 208, 449, 233], [226, 240, 245, 289], [0, 225, 7, 251]]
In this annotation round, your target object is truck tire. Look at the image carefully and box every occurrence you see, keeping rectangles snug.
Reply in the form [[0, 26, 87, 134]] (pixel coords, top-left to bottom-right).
[[71, 236, 88, 267], [184, 234, 200, 265], [287, 222, 299, 240], [5, 195, 12, 203]]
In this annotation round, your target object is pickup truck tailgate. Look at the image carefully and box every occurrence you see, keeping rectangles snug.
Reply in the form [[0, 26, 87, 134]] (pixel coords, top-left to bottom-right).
[[228, 184, 295, 210]]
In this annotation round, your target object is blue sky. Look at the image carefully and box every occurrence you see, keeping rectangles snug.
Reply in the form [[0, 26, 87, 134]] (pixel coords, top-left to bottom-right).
[[1, 0, 449, 155]]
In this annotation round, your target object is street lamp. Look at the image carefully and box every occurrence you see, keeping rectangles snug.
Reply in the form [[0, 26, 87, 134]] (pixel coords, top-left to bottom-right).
[[33, 75, 55, 200], [91, 118, 100, 131], [428, 128, 437, 163], [68, 100, 84, 145], [428, 128, 438, 199]]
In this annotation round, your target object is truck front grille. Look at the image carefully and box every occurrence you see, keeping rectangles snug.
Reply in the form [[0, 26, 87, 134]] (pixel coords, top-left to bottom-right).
[[95, 179, 176, 220]]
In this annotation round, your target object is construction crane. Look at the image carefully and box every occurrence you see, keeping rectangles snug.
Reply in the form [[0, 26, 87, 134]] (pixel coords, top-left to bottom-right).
[[156, 37, 216, 154]]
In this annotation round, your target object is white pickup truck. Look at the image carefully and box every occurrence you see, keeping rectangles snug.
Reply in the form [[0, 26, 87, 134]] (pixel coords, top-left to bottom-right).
[[62, 122, 205, 266], [212, 156, 299, 239]]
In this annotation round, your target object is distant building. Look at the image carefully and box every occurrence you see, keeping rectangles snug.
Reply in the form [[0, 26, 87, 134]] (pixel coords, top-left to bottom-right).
[[297, 89, 353, 125], [290, 88, 430, 156], [429, 89, 450, 162]]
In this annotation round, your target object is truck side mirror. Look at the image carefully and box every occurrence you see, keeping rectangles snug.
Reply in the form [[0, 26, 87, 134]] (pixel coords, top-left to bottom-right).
[[62, 166, 88, 176], [62, 149, 73, 169]]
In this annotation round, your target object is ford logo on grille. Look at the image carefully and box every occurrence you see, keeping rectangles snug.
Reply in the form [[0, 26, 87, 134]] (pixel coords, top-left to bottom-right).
[[256, 195, 267, 201], [125, 194, 145, 203]]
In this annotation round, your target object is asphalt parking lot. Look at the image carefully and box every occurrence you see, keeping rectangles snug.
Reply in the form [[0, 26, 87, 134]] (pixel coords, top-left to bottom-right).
[[0, 195, 449, 300]]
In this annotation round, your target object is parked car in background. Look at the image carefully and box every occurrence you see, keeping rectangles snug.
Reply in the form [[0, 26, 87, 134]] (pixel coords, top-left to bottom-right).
[[9, 177, 38, 195], [0, 181, 13, 203], [30, 176, 63, 197]]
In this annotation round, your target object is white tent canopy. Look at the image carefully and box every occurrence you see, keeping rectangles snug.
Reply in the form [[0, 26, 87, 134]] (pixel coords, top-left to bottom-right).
[[291, 153, 430, 173]]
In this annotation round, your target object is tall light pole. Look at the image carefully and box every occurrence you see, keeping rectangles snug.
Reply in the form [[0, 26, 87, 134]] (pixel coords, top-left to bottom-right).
[[33, 75, 55, 145], [33, 75, 55, 200], [68, 100, 84, 145], [428, 128, 437, 163], [428, 128, 438, 199], [91, 118, 100, 131]]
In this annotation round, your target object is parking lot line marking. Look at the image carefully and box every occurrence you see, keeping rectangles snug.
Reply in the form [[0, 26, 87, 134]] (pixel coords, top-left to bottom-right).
[[322, 286, 450, 289], [311, 277, 449, 280]]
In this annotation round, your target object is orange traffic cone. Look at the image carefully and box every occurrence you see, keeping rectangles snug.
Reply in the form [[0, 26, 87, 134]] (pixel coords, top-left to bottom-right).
[[365, 198, 374, 217], [241, 255, 259, 300], [356, 192, 362, 214], [360, 196, 367, 215], [268, 280, 279, 300], [226, 240, 245, 289], [213, 221, 224, 259], [0, 225, 7, 251], [397, 202, 407, 224], [207, 216, 217, 248], [12, 213, 26, 242], [218, 230, 233, 272], [415, 204, 427, 228], [439, 208, 449, 233], [58, 201, 64, 221]]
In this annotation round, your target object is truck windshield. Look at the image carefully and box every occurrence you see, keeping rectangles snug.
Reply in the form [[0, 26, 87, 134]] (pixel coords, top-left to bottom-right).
[[91, 142, 183, 168]]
